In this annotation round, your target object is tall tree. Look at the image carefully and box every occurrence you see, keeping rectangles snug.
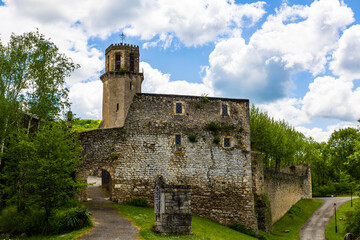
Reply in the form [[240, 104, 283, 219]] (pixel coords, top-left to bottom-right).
[[328, 127, 360, 179], [0, 31, 78, 166], [250, 105, 307, 171], [2, 121, 84, 217]]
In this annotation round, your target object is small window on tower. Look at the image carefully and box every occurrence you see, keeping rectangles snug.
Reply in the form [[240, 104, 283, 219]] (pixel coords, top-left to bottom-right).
[[130, 81, 133, 90], [116, 103, 119, 112], [221, 104, 229, 116], [175, 134, 182, 145], [130, 53, 135, 72], [223, 137, 231, 148], [115, 53, 121, 71], [107, 55, 109, 71]]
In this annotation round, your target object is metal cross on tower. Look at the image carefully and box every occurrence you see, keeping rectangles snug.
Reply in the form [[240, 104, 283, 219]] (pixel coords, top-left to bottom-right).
[[120, 32, 126, 44]]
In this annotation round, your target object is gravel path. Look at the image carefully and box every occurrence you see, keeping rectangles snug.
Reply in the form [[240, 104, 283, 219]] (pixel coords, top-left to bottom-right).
[[77, 177, 139, 240], [300, 197, 357, 240]]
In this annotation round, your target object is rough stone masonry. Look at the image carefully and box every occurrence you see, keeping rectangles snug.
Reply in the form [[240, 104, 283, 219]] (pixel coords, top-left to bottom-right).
[[77, 42, 312, 233], [79, 93, 258, 231]]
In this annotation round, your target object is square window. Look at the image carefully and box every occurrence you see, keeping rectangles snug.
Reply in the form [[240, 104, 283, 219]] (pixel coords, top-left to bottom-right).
[[175, 134, 182, 145], [222, 104, 228, 116], [176, 103, 183, 114], [224, 137, 231, 148]]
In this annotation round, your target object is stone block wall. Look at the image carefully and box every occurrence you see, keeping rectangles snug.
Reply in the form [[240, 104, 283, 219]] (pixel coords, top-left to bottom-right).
[[251, 153, 312, 224], [79, 93, 258, 231], [154, 176, 192, 234]]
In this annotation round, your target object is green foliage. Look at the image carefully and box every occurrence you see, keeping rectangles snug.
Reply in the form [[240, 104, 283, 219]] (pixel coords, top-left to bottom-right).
[[0, 30, 79, 206], [116, 204, 258, 240], [206, 122, 236, 136], [229, 223, 256, 237], [213, 136, 221, 144], [110, 152, 120, 160], [344, 203, 360, 238], [72, 119, 101, 131], [52, 208, 92, 234], [119, 67, 129, 74], [287, 205, 301, 218], [0, 30, 78, 121], [326, 198, 360, 240], [0, 205, 91, 235], [206, 122, 221, 134], [1, 121, 85, 217], [250, 105, 307, 172], [127, 198, 150, 208], [200, 94, 210, 103], [328, 128, 360, 180], [195, 103, 203, 109], [188, 134, 198, 143]]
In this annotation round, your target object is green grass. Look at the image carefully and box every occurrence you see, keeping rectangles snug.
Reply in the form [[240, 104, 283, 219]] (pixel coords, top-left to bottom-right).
[[115, 204, 258, 240], [72, 119, 101, 132], [19, 226, 92, 240], [325, 198, 360, 240], [260, 199, 323, 240]]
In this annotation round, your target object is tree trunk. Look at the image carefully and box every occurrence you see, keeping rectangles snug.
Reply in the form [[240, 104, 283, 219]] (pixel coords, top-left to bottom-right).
[[275, 157, 281, 173], [27, 116, 32, 135], [0, 119, 7, 168], [264, 153, 269, 169]]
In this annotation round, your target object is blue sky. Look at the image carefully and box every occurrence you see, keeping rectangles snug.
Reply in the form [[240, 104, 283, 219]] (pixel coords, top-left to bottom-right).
[[1, 0, 360, 142]]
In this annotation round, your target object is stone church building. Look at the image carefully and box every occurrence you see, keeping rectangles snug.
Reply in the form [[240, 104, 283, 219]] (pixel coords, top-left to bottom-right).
[[78, 43, 312, 232]]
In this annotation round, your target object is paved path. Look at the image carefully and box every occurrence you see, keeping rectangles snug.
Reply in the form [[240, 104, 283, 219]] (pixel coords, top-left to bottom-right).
[[77, 177, 139, 240], [300, 197, 357, 240]]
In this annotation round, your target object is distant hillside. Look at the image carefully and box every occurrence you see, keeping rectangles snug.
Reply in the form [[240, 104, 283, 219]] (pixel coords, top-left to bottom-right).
[[72, 119, 101, 131]]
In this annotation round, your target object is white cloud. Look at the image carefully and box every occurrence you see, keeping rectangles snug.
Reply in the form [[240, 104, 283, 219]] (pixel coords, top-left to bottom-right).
[[251, 0, 353, 74], [302, 76, 360, 121], [296, 121, 358, 143], [258, 98, 309, 126], [69, 80, 102, 119], [330, 24, 360, 80], [204, 35, 291, 101], [296, 126, 331, 143], [203, 0, 354, 102], [141, 62, 214, 96], [0, 0, 359, 142], [79, 0, 267, 47]]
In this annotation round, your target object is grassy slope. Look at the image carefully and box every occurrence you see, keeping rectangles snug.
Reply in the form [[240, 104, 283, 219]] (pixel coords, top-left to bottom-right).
[[260, 199, 323, 240], [325, 197, 360, 240], [21, 226, 92, 240], [115, 204, 258, 240], [72, 119, 101, 132]]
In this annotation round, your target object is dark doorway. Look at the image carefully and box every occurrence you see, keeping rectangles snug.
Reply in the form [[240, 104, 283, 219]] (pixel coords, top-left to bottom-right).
[[101, 169, 111, 192]]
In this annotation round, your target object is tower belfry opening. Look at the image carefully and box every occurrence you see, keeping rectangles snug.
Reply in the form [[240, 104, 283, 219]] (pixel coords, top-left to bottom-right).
[[100, 43, 144, 128]]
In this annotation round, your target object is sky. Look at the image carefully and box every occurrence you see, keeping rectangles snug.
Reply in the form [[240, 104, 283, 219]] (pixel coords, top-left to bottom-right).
[[1, 0, 360, 142]]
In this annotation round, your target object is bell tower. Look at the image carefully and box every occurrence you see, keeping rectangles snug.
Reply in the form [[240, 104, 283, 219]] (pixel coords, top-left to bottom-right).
[[100, 43, 143, 128]]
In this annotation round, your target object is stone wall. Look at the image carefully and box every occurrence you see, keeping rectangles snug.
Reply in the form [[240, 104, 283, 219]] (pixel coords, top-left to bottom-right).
[[251, 152, 312, 224], [79, 93, 258, 231], [154, 176, 192, 234]]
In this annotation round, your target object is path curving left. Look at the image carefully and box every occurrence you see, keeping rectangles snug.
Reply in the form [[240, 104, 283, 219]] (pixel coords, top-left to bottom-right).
[[300, 197, 357, 240], [76, 177, 139, 240]]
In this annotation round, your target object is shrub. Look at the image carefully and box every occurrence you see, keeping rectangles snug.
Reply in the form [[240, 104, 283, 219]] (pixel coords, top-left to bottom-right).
[[119, 67, 129, 74], [206, 122, 221, 134], [48, 207, 92, 234], [127, 198, 149, 207], [0, 206, 91, 235], [344, 205, 360, 238], [195, 103, 203, 109], [200, 94, 210, 103], [188, 134, 198, 143], [213, 137, 221, 144], [0, 206, 27, 234]]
